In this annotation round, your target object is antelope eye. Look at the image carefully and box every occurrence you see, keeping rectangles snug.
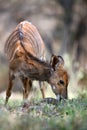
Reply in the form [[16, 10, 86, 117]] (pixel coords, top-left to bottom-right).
[[59, 80, 64, 85]]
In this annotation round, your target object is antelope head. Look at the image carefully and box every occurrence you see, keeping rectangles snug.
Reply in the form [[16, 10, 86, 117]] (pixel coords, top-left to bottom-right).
[[49, 55, 69, 101]]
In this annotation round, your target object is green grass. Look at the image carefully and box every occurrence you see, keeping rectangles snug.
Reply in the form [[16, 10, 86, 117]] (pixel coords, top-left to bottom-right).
[[0, 95, 87, 130]]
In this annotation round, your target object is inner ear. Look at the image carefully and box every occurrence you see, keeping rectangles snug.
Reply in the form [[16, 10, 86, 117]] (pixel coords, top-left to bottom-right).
[[50, 54, 59, 70], [50, 54, 64, 70]]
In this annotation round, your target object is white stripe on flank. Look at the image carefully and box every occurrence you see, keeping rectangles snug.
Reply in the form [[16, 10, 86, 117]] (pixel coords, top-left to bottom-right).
[[9, 46, 20, 62]]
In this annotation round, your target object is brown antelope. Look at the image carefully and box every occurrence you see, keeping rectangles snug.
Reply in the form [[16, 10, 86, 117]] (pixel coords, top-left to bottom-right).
[[4, 21, 69, 105]]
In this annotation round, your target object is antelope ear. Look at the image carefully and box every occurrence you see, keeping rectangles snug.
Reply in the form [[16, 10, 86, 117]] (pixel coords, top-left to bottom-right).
[[50, 54, 59, 70], [50, 54, 64, 70]]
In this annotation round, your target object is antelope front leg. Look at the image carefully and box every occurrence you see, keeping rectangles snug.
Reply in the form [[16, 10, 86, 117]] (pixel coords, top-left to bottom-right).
[[21, 78, 32, 101], [39, 82, 46, 98], [5, 71, 15, 105]]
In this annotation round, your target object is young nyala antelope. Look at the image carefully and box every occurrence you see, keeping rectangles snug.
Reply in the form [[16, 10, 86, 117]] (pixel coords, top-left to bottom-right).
[[4, 21, 69, 105]]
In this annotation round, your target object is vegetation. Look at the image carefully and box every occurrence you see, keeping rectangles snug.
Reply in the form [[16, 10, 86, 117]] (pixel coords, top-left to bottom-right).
[[0, 94, 87, 130]]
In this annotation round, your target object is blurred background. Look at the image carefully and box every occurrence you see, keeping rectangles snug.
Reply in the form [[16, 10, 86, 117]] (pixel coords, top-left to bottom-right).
[[0, 0, 87, 100]]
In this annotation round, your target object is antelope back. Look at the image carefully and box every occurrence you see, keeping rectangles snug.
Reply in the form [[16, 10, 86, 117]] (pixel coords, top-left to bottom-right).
[[4, 21, 45, 62]]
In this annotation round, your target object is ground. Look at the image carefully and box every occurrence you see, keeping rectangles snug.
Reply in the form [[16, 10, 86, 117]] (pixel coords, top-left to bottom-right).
[[0, 92, 87, 130]]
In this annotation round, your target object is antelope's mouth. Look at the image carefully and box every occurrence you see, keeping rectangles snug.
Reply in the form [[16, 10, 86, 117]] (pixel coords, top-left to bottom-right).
[[51, 86, 62, 101], [56, 94, 67, 101], [51, 85, 67, 101], [56, 94, 62, 101]]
